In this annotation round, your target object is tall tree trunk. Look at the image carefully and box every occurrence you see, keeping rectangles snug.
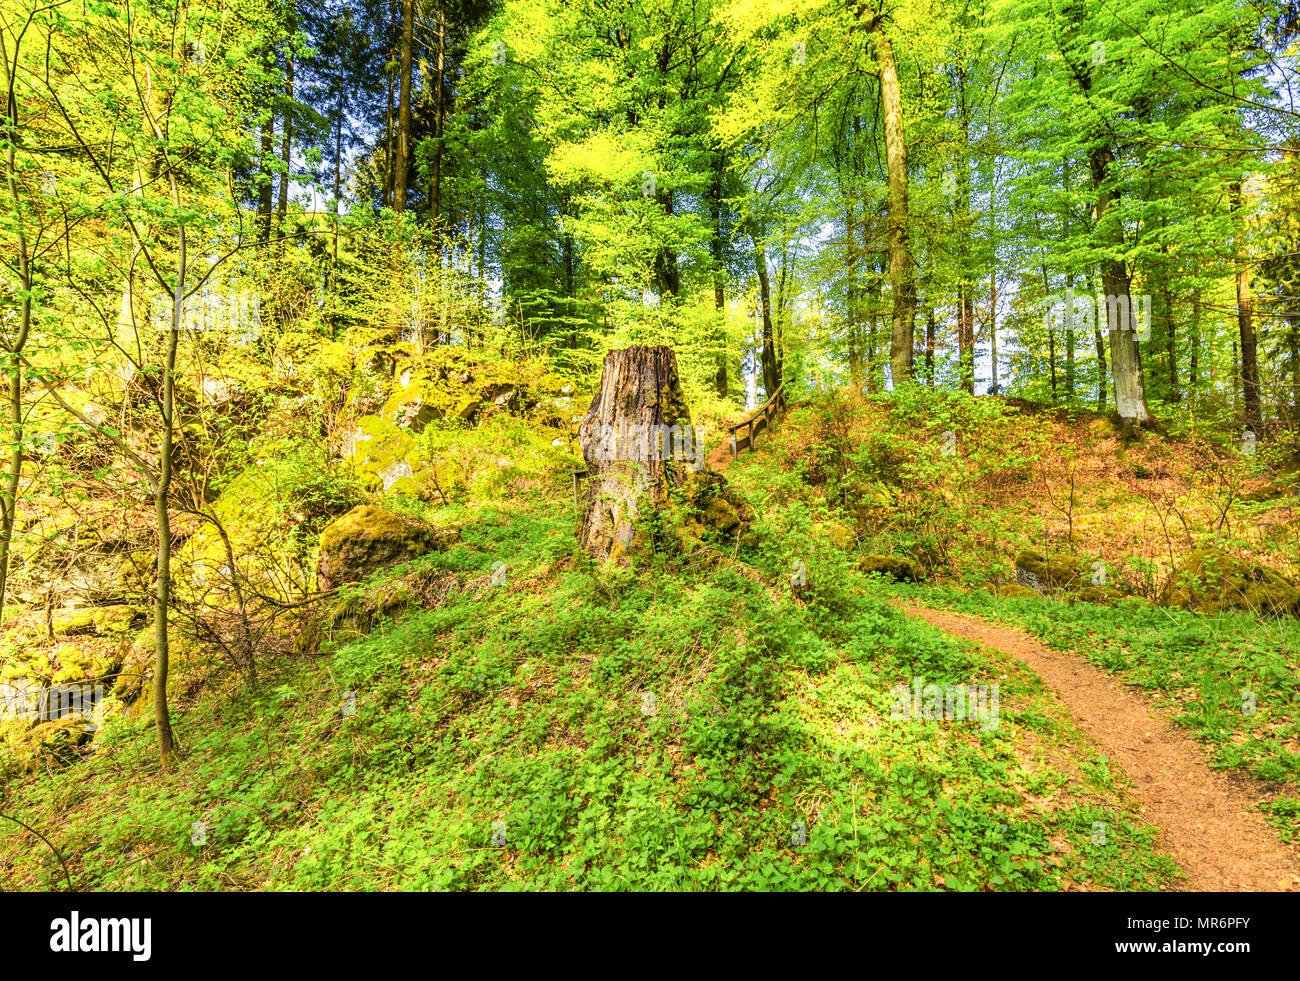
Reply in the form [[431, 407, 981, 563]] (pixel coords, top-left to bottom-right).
[[277, 53, 292, 241], [330, 66, 344, 339], [755, 241, 780, 397], [710, 155, 728, 397], [1189, 280, 1201, 395], [1087, 272, 1107, 411], [1065, 311, 1076, 401], [393, 0, 414, 212], [866, 259, 882, 393], [0, 51, 30, 620], [845, 203, 862, 387], [867, 14, 915, 386], [1062, 161, 1075, 400], [258, 106, 274, 243], [989, 269, 998, 395], [1232, 182, 1261, 431], [925, 305, 935, 386], [383, 2, 396, 209], [1159, 233, 1177, 401], [955, 64, 974, 395], [1090, 148, 1153, 424], [957, 287, 974, 394], [153, 227, 184, 766], [653, 191, 680, 297], [430, 6, 446, 246]]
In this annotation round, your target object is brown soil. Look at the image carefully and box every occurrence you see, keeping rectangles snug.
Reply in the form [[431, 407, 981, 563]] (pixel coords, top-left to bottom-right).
[[900, 600, 1300, 892]]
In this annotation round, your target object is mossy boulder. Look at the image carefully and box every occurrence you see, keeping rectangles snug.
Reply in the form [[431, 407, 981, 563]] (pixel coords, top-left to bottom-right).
[[1160, 549, 1300, 617], [381, 363, 450, 432], [49, 642, 122, 685], [342, 415, 423, 497], [1013, 549, 1086, 591], [996, 583, 1041, 599], [53, 604, 143, 637], [316, 504, 457, 591], [374, 349, 537, 433], [690, 471, 754, 537], [858, 554, 926, 582], [1, 715, 92, 773], [1073, 584, 1123, 606], [10, 521, 151, 608]]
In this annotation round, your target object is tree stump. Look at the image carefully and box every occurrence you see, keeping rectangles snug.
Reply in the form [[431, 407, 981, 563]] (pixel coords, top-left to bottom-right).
[[577, 346, 698, 562]]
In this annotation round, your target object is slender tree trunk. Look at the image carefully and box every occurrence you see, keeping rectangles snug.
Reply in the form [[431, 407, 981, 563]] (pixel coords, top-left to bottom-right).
[[755, 240, 780, 397], [258, 107, 274, 243], [1065, 313, 1076, 400], [1091, 147, 1153, 424], [925, 305, 935, 386], [153, 227, 184, 766], [1087, 272, 1107, 411], [383, 3, 396, 209], [430, 7, 446, 246], [845, 203, 862, 388], [866, 259, 882, 393], [956, 67, 974, 395], [957, 287, 974, 394], [867, 14, 915, 386], [1232, 182, 1261, 431], [1189, 281, 1201, 395], [277, 54, 292, 240], [710, 155, 728, 397], [1063, 160, 1075, 400], [0, 330, 23, 623], [0, 64, 29, 620], [989, 269, 998, 395], [393, 0, 414, 212], [1164, 279, 1177, 400], [330, 70, 344, 339], [1160, 234, 1177, 401]]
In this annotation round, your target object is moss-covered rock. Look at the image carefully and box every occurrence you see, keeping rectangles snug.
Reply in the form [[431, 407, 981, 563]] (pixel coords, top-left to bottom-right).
[[316, 504, 456, 591], [1, 715, 92, 773], [996, 583, 1040, 599], [49, 642, 121, 685], [858, 554, 926, 582], [689, 471, 753, 538], [1160, 550, 1300, 617], [53, 604, 143, 637], [1013, 549, 1086, 591], [1073, 584, 1122, 605], [343, 415, 421, 496], [175, 449, 360, 610]]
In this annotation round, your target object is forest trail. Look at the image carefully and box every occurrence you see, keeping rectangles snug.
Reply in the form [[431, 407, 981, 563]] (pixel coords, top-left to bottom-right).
[[705, 393, 798, 474], [705, 435, 737, 473], [899, 600, 1300, 892]]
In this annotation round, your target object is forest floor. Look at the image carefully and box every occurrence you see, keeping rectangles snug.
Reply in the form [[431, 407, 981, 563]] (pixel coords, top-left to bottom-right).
[[2, 387, 1296, 891], [900, 600, 1300, 890], [673, 396, 1294, 889]]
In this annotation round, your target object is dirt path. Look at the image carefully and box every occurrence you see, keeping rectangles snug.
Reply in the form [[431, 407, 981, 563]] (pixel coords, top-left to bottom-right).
[[900, 600, 1300, 891], [705, 437, 736, 473]]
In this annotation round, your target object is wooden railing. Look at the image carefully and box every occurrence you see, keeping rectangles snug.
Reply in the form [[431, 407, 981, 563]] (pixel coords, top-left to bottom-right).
[[728, 381, 787, 459]]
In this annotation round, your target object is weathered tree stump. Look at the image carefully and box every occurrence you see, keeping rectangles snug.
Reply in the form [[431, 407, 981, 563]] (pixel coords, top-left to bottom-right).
[[577, 346, 698, 562]]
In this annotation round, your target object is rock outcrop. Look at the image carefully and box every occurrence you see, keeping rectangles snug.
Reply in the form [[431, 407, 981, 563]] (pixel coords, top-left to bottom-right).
[[316, 505, 458, 591]]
